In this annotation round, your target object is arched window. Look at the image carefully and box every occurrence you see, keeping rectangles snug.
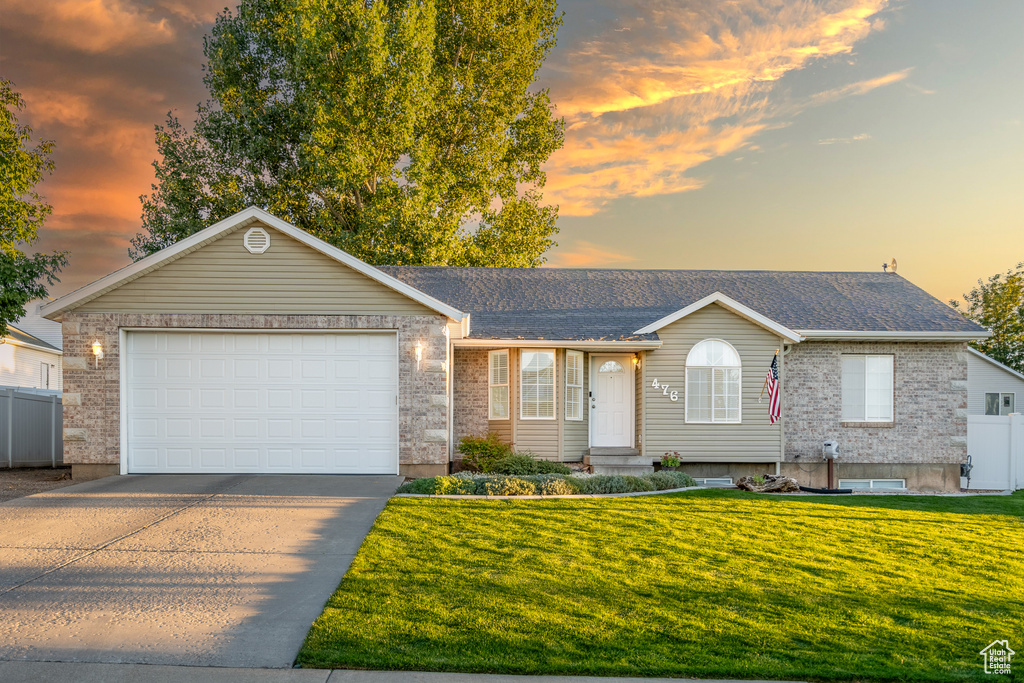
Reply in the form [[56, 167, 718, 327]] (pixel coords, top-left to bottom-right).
[[685, 339, 741, 423]]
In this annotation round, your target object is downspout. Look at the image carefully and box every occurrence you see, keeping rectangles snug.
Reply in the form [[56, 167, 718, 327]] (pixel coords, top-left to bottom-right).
[[447, 325, 454, 473]]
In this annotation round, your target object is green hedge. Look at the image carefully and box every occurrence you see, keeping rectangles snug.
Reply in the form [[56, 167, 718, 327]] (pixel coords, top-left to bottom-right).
[[396, 471, 697, 496]]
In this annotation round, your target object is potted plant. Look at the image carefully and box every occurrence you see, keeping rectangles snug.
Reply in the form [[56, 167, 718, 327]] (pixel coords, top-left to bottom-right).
[[660, 452, 682, 471]]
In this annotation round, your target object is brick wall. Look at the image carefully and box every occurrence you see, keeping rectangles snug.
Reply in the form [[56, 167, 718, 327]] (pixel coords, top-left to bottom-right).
[[61, 312, 451, 469], [452, 348, 489, 446], [784, 341, 968, 464]]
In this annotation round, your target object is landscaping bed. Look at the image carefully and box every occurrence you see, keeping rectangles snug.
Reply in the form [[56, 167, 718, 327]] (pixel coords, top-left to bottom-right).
[[397, 470, 697, 496], [298, 489, 1023, 680]]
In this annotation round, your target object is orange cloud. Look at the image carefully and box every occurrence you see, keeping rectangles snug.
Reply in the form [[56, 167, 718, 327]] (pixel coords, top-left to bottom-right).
[[545, 241, 638, 268], [1, 0, 176, 54], [541, 0, 895, 215]]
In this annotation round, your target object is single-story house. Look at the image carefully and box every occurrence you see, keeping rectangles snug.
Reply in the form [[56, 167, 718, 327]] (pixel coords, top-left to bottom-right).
[[967, 348, 1022, 416], [1, 300, 63, 392], [42, 208, 988, 491]]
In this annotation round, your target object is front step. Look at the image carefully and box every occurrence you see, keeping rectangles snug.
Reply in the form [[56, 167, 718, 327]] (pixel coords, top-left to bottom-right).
[[585, 450, 654, 475], [588, 447, 640, 456]]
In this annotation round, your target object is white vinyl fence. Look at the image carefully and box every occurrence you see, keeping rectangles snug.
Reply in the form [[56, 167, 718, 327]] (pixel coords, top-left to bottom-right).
[[0, 388, 63, 468], [966, 414, 1023, 491]]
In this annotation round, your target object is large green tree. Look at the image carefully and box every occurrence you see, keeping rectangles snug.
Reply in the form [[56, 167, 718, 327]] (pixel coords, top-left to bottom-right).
[[133, 0, 564, 266], [952, 262, 1024, 373], [0, 80, 67, 336]]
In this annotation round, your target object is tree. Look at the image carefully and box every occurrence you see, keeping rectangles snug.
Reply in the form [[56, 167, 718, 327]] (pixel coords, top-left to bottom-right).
[[0, 80, 67, 337], [133, 0, 564, 267], [951, 263, 1024, 373]]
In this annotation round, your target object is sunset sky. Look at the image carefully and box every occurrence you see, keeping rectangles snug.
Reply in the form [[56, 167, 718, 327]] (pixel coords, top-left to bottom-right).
[[2, 0, 1022, 303]]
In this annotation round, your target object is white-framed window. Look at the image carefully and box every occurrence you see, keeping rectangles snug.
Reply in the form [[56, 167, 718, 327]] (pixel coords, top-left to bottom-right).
[[841, 355, 894, 422], [693, 477, 734, 487], [488, 349, 509, 420], [839, 478, 906, 491], [985, 392, 1016, 416], [565, 350, 584, 421], [685, 339, 741, 423], [521, 349, 556, 420]]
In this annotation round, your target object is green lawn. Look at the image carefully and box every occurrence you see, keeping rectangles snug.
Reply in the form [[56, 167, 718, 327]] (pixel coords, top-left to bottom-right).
[[298, 490, 1024, 681]]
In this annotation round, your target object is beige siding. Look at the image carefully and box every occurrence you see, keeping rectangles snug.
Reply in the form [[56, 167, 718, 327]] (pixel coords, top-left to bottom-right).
[[562, 350, 589, 461], [514, 348, 560, 460], [0, 343, 62, 390], [967, 352, 1024, 415], [77, 223, 433, 315], [643, 303, 782, 462]]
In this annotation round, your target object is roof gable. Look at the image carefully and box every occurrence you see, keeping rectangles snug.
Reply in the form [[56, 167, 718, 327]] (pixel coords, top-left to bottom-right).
[[968, 347, 1024, 382], [633, 292, 804, 342], [41, 208, 465, 321]]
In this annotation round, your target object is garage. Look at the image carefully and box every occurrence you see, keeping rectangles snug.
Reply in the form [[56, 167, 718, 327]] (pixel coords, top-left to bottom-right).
[[124, 330, 398, 474]]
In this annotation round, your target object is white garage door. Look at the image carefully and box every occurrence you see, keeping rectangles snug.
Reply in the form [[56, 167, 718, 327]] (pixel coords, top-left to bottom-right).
[[124, 331, 398, 474]]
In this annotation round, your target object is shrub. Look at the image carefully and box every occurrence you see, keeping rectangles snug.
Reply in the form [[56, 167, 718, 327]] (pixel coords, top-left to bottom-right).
[[491, 453, 572, 476], [457, 433, 513, 472], [648, 470, 696, 490], [535, 476, 578, 496], [481, 476, 536, 496], [396, 476, 477, 495]]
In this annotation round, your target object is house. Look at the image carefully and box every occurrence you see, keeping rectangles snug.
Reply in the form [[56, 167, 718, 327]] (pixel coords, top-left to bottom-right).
[[1, 300, 63, 392], [41, 208, 988, 490], [967, 347, 1022, 416]]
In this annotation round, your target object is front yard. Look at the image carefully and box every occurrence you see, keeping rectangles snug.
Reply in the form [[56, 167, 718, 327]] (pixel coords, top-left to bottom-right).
[[298, 490, 1023, 681]]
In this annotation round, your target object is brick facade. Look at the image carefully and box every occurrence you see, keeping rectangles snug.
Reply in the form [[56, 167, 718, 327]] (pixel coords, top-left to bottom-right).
[[61, 312, 451, 472], [452, 348, 489, 446], [783, 341, 968, 464]]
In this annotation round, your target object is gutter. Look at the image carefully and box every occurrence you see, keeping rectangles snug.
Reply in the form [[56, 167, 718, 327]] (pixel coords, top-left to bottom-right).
[[796, 330, 990, 342], [452, 339, 663, 350]]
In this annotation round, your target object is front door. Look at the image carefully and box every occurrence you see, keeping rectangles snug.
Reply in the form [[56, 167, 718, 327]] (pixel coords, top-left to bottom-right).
[[591, 354, 634, 448]]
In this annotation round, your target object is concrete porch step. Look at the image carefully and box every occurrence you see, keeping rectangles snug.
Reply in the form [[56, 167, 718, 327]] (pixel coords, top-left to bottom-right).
[[584, 454, 654, 466], [591, 465, 656, 476], [588, 447, 640, 456]]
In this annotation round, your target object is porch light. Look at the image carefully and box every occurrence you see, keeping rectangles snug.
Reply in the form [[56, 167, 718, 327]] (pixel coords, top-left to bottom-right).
[[415, 342, 423, 363], [92, 341, 104, 368], [633, 354, 641, 368]]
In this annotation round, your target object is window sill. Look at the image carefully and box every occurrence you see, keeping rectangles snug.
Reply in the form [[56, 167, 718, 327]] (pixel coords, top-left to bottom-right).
[[840, 421, 895, 429]]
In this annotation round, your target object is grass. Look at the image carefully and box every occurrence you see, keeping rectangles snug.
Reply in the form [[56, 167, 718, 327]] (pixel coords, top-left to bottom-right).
[[298, 490, 1024, 681]]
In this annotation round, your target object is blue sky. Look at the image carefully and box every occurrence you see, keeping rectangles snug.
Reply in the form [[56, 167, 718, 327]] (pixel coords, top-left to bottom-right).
[[1, 0, 1021, 302]]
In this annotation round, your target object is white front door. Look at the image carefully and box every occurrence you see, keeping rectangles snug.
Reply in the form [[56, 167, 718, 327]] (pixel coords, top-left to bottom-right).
[[591, 354, 634, 448]]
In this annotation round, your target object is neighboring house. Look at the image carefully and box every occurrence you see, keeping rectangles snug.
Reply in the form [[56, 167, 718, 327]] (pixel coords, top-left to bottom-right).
[[967, 347, 1022, 416], [1, 300, 63, 391], [42, 208, 988, 490]]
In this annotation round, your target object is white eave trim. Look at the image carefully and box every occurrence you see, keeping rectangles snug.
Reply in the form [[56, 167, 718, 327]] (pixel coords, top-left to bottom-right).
[[797, 330, 990, 342], [633, 291, 804, 343], [1, 337, 63, 354], [40, 206, 466, 322], [453, 339, 662, 350], [967, 346, 1024, 381]]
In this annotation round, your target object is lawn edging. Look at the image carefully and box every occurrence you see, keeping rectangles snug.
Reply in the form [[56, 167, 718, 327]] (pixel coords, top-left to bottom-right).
[[393, 485, 703, 499]]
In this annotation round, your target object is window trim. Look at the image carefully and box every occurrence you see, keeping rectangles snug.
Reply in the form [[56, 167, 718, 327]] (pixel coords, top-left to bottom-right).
[[487, 349, 510, 421], [839, 478, 906, 491], [985, 392, 1016, 416], [841, 354, 894, 423], [565, 350, 584, 422], [684, 338, 742, 424], [520, 348, 557, 421]]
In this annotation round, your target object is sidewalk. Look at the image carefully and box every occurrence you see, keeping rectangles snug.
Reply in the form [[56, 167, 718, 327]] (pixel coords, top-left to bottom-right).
[[0, 662, 800, 683]]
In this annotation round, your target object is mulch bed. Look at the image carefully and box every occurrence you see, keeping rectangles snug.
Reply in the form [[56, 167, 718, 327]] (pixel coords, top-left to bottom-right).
[[0, 467, 74, 503]]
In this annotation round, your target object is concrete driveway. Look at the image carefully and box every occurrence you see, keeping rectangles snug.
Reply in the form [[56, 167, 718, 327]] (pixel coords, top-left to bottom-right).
[[0, 474, 402, 668]]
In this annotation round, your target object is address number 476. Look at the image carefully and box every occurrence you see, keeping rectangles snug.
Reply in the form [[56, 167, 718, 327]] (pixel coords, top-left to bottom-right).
[[650, 378, 678, 402]]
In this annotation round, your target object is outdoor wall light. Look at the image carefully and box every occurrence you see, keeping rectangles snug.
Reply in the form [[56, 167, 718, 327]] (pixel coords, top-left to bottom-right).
[[415, 342, 423, 363], [633, 354, 641, 368], [92, 341, 104, 368]]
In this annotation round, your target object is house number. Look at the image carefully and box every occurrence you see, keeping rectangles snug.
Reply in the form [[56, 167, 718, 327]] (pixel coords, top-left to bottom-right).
[[650, 378, 678, 402]]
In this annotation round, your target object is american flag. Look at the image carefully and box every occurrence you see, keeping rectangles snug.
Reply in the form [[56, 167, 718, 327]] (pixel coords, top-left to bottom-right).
[[765, 354, 781, 424]]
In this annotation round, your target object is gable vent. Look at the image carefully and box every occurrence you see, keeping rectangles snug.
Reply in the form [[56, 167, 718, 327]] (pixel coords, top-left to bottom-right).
[[243, 227, 271, 254]]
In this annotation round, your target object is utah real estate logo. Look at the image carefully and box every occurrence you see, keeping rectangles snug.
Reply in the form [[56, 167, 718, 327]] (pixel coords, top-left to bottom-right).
[[980, 640, 1015, 675]]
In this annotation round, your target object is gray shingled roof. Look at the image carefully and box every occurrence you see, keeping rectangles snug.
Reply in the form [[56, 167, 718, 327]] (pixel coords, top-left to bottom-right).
[[377, 267, 986, 341], [4, 325, 61, 351]]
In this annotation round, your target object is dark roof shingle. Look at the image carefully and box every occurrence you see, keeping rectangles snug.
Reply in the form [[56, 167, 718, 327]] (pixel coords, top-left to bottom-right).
[[377, 267, 986, 341]]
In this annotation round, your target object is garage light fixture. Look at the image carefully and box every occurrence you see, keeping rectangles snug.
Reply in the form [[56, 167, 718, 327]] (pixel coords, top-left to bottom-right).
[[92, 341, 104, 368], [415, 342, 423, 365]]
